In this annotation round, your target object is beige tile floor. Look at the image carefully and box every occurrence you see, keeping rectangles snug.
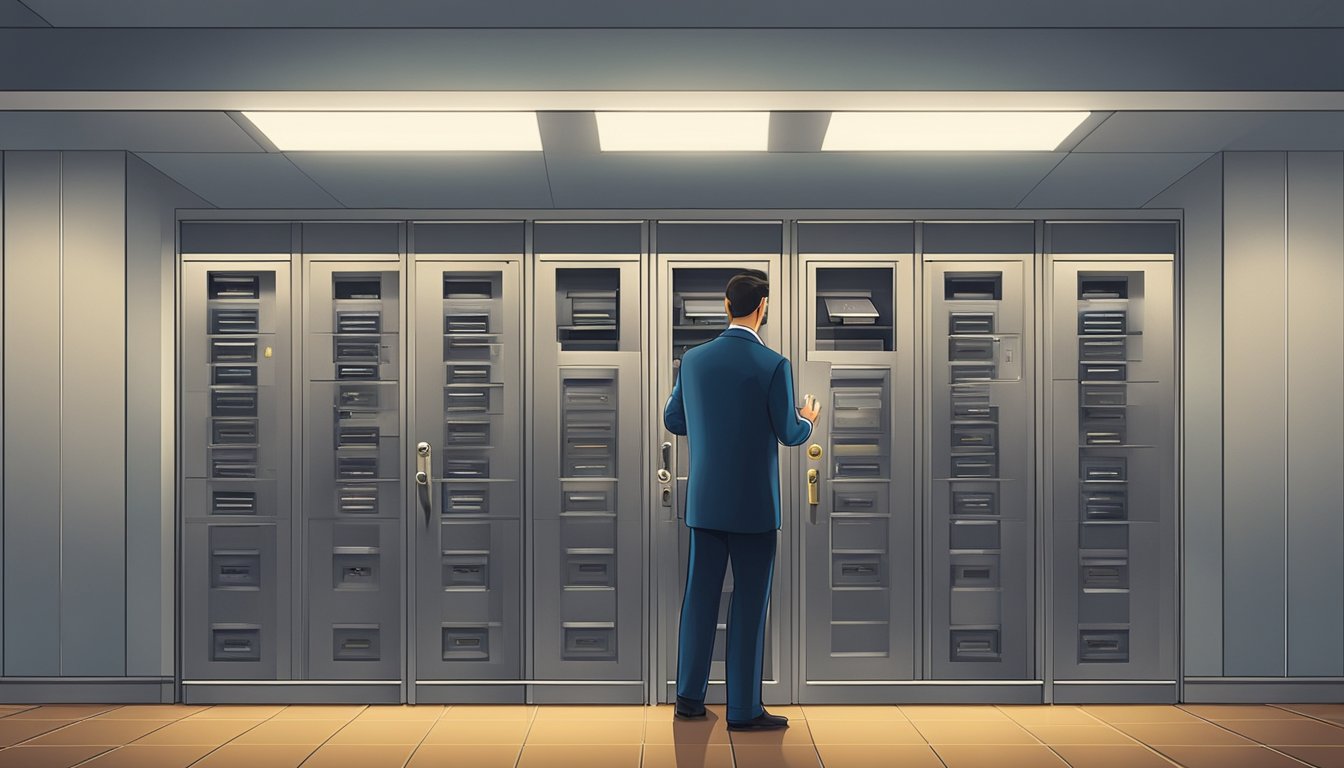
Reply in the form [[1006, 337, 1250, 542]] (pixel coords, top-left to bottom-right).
[[1, 702, 1343, 767]]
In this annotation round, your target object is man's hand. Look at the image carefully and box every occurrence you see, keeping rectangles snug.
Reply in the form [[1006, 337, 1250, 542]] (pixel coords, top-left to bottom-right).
[[800, 394, 821, 424]]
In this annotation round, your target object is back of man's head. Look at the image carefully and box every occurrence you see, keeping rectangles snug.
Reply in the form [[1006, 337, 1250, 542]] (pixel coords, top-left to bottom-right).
[[725, 270, 769, 318]]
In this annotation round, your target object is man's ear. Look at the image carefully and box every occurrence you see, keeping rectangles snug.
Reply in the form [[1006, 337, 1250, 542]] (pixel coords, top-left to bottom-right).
[[724, 297, 732, 316]]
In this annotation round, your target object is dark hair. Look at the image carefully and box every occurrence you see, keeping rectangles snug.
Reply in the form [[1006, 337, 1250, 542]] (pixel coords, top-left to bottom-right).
[[725, 269, 769, 318]]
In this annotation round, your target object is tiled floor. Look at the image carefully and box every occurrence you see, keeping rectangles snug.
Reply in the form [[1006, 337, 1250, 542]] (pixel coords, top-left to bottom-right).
[[1, 702, 1343, 767]]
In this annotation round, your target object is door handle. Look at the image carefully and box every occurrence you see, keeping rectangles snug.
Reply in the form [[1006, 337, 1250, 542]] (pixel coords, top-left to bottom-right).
[[415, 441, 433, 525], [657, 441, 672, 484], [807, 468, 820, 524]]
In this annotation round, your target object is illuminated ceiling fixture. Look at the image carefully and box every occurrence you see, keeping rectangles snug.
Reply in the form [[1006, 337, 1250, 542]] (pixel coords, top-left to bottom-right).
[[241, 111, 543, 151], [822, 111, 1091, 151], [595, 112, 770, 151]]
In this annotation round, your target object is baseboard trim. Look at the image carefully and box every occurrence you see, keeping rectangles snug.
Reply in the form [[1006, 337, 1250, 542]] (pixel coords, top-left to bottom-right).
[[1052, 682, 1177, 704], [182, 682, 402, 704], [0, 678, 174, 704], [798, 682, 1045, 705], [1183, 679, 1344, 703]]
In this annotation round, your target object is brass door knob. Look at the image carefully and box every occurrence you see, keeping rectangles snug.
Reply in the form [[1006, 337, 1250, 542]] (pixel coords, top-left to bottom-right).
[[807, 443, 823, 460]]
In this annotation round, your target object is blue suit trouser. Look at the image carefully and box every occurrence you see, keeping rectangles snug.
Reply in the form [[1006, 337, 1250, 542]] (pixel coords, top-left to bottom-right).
[[675, 527, 776, 722]]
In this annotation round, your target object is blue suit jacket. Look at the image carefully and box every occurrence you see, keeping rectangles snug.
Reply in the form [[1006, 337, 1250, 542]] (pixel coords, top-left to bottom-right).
[[663, 326, 813, 533]]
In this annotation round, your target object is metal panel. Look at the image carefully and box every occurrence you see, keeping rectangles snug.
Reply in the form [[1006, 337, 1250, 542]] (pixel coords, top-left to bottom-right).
[[1047, 260, 1176, 688], [534, 252, 644, 695], [923, 252, 1034, 680], [796, 250, 917, 693], [303, 262, 403, 681], [59, 151, 127, 675], [412, 258, 524, 698], [1286, 151, 1344, 677], [651, 232, 787, 705], [2, 151, 61, 675], [1222, 151, 1288, 676], [180, 261, 292, 681]]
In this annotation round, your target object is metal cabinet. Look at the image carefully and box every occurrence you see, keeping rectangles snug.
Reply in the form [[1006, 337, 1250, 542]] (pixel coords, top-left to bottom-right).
[[303, 261, 403, 682], [532, 227, 646, 703], [795, 225, 917, 700], [923, 240, 1035, 682], [652, 221, 789, 705], [1048, 258, 1176, 699], [411, 247, 525, 702], [181, 262, 293, 683]]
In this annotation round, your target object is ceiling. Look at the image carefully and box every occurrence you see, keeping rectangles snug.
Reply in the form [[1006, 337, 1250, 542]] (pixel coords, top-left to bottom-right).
[[6, 0, 1342, 28]]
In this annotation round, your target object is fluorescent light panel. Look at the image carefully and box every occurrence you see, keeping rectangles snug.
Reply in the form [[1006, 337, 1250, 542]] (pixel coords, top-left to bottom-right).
[[241, 111, 542, 151], [823, 111, 1091, 151], [596, 112, 769, 151]]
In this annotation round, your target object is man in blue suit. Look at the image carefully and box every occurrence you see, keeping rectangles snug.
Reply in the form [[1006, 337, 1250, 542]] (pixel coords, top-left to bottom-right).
[[663, 270, 820, 731]]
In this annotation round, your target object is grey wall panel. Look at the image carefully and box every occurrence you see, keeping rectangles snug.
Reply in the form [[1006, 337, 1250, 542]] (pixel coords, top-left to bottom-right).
[[1285, 151, 1344, 677], [58, 151, 127, 675], [2, 151, 62, 675], [126, 154, 209, 676], [0, 152, 5, 673], [1221, 151, 1288, 676], [179, 221, 292, 254], [301, 222, 399, 254], [1145, 153, 1224, 676]]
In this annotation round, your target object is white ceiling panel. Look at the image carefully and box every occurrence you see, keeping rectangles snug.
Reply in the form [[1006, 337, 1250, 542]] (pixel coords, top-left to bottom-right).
[[286, 152, 553, 208], [18, 0, 1344, 27], [545, 152, 1064, 209], [135, 152, 343, 208], [0, 111, 263, 151], [1018, 152, 1213, 209]]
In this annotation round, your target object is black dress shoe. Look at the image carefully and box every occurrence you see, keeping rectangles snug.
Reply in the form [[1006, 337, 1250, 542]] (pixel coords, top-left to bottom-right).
[[675, 695, 706, 719], [727, 710, 789, 731]]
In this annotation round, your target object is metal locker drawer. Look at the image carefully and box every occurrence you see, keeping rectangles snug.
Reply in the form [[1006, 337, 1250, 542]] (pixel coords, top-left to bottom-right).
[[208, 272, 261, 299], [831, 516, 888, 552], [562, 623, 617, 661], [443, 336, 497, 362], [1080, 338, 1126, 361], [446, 364, 492, 385], [830, 588, 890, 624], [559, 516, 617, 550], [951, 454, 998, 478], [1080, 523, 1128, 551], [442, 626, 490, 661], [335, 310, 381, 335], [952, 424, 997, 450], [337, 455, 379, 480], [1082, 385, 1126, 407], [211, 488, 260, 515], [210, 307, 259, 335], [953, 490, 998, 517], [212, 419, 258, 445], [445, 386, 496, 414], [443, 485, 491, 515], [212, 365, 258, 386], [1079, 362, 1126, 382], [1081, 457, 1127, 482], [332, 547, 380, 590], [562, 487, 614, 515], [950, 629, 1000, 661], [832, 485, 888, 514], [950, 589, 1001, 625], [833, 448, 884, 478], [1078, 629, 1129, 662], [949, 337, 994, 361], [212, 550, 261, 589], [211, 447, 258, 479], [210, 339, 258, 363], [832, 554, 885, 587], [566, 549, 616, 588], [950, 311, 995, 335], [333, 625, 381, 661], [212, 390, 258, 417], [1081, 558, 1130, 591], [443, 554, 489, 589], [441, 521, 492, 552], [444, 311, 491, 335], [443, 456, 489, 480], [442, 278, 495, 299], [565, 293, 619, 327], [444, 420, 490, 446], [212, 625, 262, 662], [831, 622, 889, 656], [951, 363, 996, 383], [1081, 489, 1127, 521], [951, 555, 1000, 588], [1079, 310, 1127, 335], [945, 275, 1002, 301], [330, 484, 382, 516], [1078, 277, 1129, 300], [1078, 591, 1130, 625], [1083, 427, 1126, 447], [950, 519, 1000, 550], [563, 378, 617, 409]]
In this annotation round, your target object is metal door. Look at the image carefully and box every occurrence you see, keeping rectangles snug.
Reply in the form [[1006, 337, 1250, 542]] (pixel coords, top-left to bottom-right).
[[652, 251, 789, 705], [797, 255, 917, 695], [411, 258, 525, 702], [924, 256, 1035, 681]]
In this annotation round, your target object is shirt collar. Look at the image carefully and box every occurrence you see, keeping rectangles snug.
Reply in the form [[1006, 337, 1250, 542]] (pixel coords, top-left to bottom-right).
[[726, 323, 763, 344]]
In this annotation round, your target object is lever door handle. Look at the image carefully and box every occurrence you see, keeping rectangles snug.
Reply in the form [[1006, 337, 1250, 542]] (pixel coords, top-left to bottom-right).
[[657, 440, 672, 484], [415, 441, 433, 525], [807, 468, 820, 524]]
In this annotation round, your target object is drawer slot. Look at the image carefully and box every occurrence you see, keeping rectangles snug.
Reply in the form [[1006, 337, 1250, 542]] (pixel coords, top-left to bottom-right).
[[212, 419, 258, 445], [1080, 338, 1126, 361], [334, 339, 381, 362], [209, 274, 260, 300], [213, 365, 258, 386], [333, 626, 381, 661], [210, 308, 259, 335], [333, 277, 381, 300], [445, 487, 490, 515], [562, 624, 616, 660], [1080, 311, 1127, 335], [336, 363, 380, 380], [1079, 629, 1129, 662], [1081, 457, 1127, 482], [337, 456, 378, 480], [950, 629, 1000, 661], [950, 312, 995, 335], [336, 311, 381, 335], [1080, 363, 1126, 382], [337, 485, 379, 515], [945, 275, 1001, 301], [210, 339, 257, 363], [212, 490, 258, 515], [951, 454, 998, 479], [953, 491, 997, 517], [1082, 490, 1127, 521], [445, 313, 490, 335], [443, 554, 489, 588], [951, 364, 996, 383], [212, 626, 261, 662], [949, 337, 994, 361], [211, 550, 261, 589], [442, 627, 490, 661]]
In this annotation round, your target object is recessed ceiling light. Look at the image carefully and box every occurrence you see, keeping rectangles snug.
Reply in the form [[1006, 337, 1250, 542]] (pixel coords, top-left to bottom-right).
[[595, 112, 769, 151], [241, 111, 542, 151], [822, 111, 1091, 151]]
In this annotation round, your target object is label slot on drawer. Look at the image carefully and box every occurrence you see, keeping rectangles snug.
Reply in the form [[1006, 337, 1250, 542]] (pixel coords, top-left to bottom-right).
[[444, 279, 494, 299], [945, 275, 1002, 301], [212, 419, 258, 445], [209, 273, 260, 299], [445, 421, 490, 446], [1080, 363, 1126, 382], [563, 624, 616, 660], [211, 550, 261, 589], [212, 449, 258, 479], [833, 554, 884, 586], [337, 426, 380, 448], [1079, 629, 1129, 662], [337, 456, 378, 480], [443, 554, 489, 588], [950, 312, 995, 335], [447, 365, 491, 384], [1082, 385, 1127, 407], [566, 549, 616, 587], [336, 363, 380, 380], [951, 363, 996, 383], [1079, 278, 1128, 300], [442, 627, 490, 661], [949, 338, 994, 361], [952, 424, 997, 450], [443, 458, 489, 479], [333, 548, 379, 589], [211, 391, 258, 417], [210, 339, 257, 363], [950, 629, 1000, 661], [333, 626, 381, 661], [212, 626, 261, 662], [445, 313, 490, 334], [336, 311, 381, 335], [1081, 457, 1127, 482], [1081, 559, 1130, 591], [563, 380, 616, 408], [1080, 311, 1127, 335], [333, 277, 381, 300], [212, 490, 258, 515], [210, 308, 259, 335], [568, 293, 619, 326], [446, 388, 490, 413], [1080, 338, 1127, 360], [212, 365, 258, 386], [1082, 490, 1127, 520], [338, 385, 381, 408], [952, 558, 1000, 588], [951, 454, 998, 478], [953, 491, 997, 517], [563, 490, 612, 515]]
